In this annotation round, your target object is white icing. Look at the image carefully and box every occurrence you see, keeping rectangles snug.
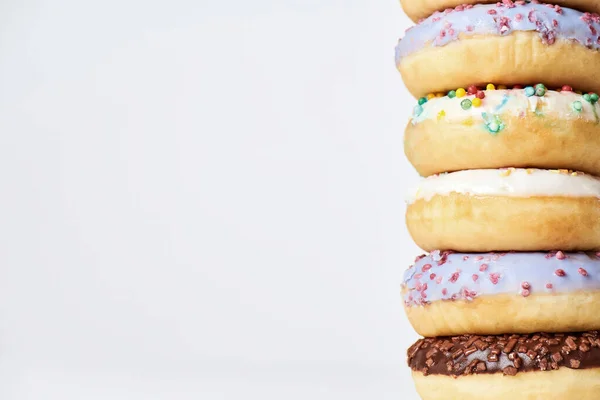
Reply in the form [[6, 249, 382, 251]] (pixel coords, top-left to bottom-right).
[[407, 169, 600, 204], [411, 90, 600, 125]]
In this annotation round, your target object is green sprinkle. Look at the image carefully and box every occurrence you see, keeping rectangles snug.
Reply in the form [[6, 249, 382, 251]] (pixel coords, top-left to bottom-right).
[[584, 94, 592, 103], [460, 99, 472, 110], [447, 90, 456, 98], [413, 104, 424, 117], [572, 100, 583, 112], [418, 97, 428, 105], [487, 122, 500, 133], [535, 83, 546, 97], [591, 93, 599, 104]]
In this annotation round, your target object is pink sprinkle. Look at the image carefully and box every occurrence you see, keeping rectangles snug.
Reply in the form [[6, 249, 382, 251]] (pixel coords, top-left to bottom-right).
[[546, 283, 553, 289], [492, 255, 500, 261], [489, 273, 501, 285], [465, 4, 474, 9], [444, 7, 453, 13], [528, 9, 537, 22], [416, 282, 424, 291], [449, 272, 460, 283], [408, 295, 413, 301], [488, 9, 497, 14], [545, 3, 554, 8], [463, 255, 469, 261], [466, 25, 474, 31], [455, 4, 464, 11], [430, 273, 437, 280], [596, 252, 600, 258], [448, 28, 455, 35], [479, 264, 489, 272], [451, 294, 459, 301], [442, 288, 448, 296], [421, 283, 428, 291], [503, 0, 515, 8], [417, 17, 425, 23], [555, 269, 566, 277], [579, 268, 589, 277], [472, 274, 479, 282], [515, 0, 525, 4], [554, 5, 563, 14], [521, 281, 531, 290], [415, 254, 426, 263], [432, 17, 441, 22], [422, 264, 432, 272], [556, 251, 566, 260], [496, 1, 502, 6], [422, 292, 427, 299], [521, 289, 530, 297], [553, 19, 559, 27], [436, 276, 443, 284], [415, 273, 423, 279], [515, 13, 523, 21], [475, 256, 484, 261]]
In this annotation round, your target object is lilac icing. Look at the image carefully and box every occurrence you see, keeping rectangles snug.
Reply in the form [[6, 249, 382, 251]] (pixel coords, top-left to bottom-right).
[[395, 2, 600, 61], [403, 250, 600, 306]]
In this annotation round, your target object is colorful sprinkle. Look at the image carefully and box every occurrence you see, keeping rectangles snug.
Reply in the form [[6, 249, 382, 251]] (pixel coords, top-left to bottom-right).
[[427, 93, 435, 100], [562, 85, 573, 92], [535, 83, 546, 96], [579, 268, 589, 276], [486, 83, 496, 90], [497, 85, 507, 90], [591, 93, 599, 103], [436, 93, 444, 98], [555, 269, 566, 276], [556, 251, 566, 260], [456, 88, 466, 98], [572, 100, 583, 112], [461, 99, 472, 110], [524, 86, 535, 97], [467, 85, 478, 95], [413, 104, 423, 117], [584, 93, 592, 103], [447, 90, 456, 98], [472, 98, 482, 107], [418, 97, 428, 105], [437, 110, 446, 120]]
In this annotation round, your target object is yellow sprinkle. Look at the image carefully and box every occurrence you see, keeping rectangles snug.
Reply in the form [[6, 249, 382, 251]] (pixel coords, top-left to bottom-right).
[[572, 172, 579, 176], [550, 169, 560, 173], [497, 85, 507, 90], [462, 117, 473, 126], [437, 110, 446, 121], [427, 93, 435, 100], [576, 91, 583, 95], [526, 169, 534, 174], [559, 169, 569, 174], [436, 93, 444, 98], [472, 98, 482, 107], [499, 169, 512, 177], [486, 83, 496, 91], [456, 88, 466, 98]]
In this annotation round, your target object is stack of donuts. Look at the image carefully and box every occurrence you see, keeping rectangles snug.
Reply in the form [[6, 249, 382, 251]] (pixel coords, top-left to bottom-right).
[[395, 0, 600, 398]]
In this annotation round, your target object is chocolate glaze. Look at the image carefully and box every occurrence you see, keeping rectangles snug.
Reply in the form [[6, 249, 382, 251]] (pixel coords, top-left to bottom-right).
[[408, 332, 600, 377]]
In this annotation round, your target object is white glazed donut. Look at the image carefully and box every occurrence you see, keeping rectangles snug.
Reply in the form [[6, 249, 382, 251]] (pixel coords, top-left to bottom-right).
[[406, 87, 600, 177], [406, 168, 600, 252]]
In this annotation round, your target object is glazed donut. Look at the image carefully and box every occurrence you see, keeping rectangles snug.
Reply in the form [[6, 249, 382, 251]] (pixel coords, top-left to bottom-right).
[[401, 0, 600, 23], [406, 86, 600, 177], [403, 251, 600, 336], [408, 332, 600, 400], [406, 168, 600, 252], [395, 2, 600, 97]]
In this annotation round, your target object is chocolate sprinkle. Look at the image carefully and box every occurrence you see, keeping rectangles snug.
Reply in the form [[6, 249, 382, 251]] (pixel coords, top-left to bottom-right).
[[407, 332, 600, 377]]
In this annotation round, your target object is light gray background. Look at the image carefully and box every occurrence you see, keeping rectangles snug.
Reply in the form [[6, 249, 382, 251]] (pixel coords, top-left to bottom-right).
[[0, 0, 422, 398]]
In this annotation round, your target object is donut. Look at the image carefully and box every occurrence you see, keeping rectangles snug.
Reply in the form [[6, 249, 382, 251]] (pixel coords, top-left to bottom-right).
[[401, 0, 600, 23], [406, 168, 600, 252], [407, 332, 600, 400], [403, 251, 600, 336], [395, 2, 600, 98], [406, 86, 600, 177]]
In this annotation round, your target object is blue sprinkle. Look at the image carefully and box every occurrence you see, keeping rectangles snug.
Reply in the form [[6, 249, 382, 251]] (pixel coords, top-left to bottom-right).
[[524, 86, 535, 97], [413, 104, 423, 117]]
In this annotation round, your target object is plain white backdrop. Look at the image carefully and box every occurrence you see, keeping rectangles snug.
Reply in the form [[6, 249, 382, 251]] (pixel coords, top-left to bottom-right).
[[0, 0, 422, 398]]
